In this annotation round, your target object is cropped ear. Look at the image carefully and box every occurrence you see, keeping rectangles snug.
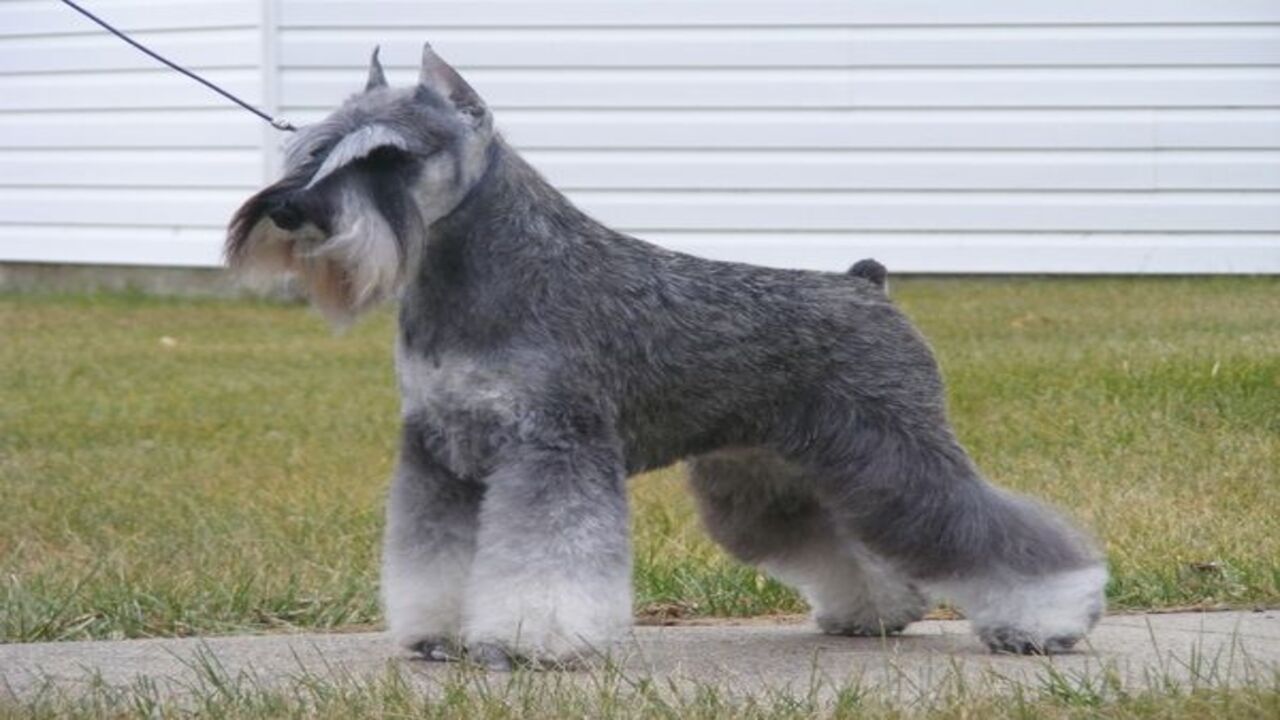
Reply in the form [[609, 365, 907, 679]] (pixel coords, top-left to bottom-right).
[[365, 45, 388, 91], [419, 43, 488, 127]]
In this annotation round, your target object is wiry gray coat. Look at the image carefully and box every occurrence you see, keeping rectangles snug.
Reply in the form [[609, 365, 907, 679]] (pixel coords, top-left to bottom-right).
[[228, 46, 1106, 668]]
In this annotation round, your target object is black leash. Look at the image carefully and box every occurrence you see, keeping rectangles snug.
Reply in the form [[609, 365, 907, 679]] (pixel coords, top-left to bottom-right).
[[58, 0, 297, 132]]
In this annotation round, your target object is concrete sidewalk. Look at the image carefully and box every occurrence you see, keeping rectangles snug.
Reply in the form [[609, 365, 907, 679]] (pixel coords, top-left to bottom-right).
[[2, 611, 1276, 703]]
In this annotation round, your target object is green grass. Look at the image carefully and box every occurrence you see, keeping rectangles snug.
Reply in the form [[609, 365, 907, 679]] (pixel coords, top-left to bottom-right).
[[1, 278, 1278, 643], [3, 646, 1277, 719]]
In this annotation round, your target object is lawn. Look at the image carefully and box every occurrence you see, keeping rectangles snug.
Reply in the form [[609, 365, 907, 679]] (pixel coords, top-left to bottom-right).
[[1, 278, 1277, 645], [4, 655, 1278, 720]]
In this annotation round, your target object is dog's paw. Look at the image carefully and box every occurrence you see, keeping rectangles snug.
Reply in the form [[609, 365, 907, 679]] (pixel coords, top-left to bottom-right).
[[937, 564, 1107, 656], [980, 626, 1084, 655], [458, 625, 613, 671], [461, 568, 631, 669], [816, 615, 909, 637], [462, 641, 591, 671], [466, 642, 516, 671], [409, 637, 463, 662], [808, 582, 927, 639]]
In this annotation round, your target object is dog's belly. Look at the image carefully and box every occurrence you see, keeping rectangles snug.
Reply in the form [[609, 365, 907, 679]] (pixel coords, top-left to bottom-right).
[[617, 398, 765, 475]]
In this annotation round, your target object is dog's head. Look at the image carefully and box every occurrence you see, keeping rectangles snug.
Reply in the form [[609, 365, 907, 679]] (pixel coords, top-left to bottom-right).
[[226, 44, 494, 322]]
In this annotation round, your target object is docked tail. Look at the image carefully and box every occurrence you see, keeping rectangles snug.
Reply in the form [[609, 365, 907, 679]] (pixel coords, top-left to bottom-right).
[[848, 258, 888, 294]]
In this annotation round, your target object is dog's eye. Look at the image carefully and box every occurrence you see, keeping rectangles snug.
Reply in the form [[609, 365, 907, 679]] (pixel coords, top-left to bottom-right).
[[364, 145, 413, 166]]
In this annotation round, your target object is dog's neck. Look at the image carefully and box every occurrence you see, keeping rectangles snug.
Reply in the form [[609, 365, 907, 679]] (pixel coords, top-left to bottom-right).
[[399, 137, 611, 352], [433, 137, 600, 248]]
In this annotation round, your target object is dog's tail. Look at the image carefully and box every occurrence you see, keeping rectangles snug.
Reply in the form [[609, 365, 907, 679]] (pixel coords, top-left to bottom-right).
[[847, 258, 888, 293]]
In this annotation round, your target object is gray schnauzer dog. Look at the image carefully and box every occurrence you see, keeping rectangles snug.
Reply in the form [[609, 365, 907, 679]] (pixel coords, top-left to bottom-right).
[[227, 46, 1106, 668]]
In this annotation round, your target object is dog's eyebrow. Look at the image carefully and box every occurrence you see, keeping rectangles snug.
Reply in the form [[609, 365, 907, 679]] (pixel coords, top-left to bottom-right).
[[306, 125, 412, 189], [282, 124, 327, 167]]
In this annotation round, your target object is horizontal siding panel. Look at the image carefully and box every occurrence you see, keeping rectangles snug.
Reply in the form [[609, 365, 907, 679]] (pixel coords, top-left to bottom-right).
[[0, 150, 261, 189], [0, 111, 263, 149], [521, 150, 1280, 191], [7, 188, 1276, 233], [469, 109, 1280, 150], [0, 0, 258, 37], [280, 26, 1280, 69], [1154, 111, 1280, 148], [0, 225, 223, 266], [1155, 154, 1280, 189], [0, 189, 243, 227], [0, 29, 260, 74], [272, 109, 1280, 151], [4, 227, 1275, 273], [280, 68, 1280, 109], [281, 1, 1280, 28], [568, 191, 1280, 233], [0, 70, 262, 111], [643, 232, 1280, 273]]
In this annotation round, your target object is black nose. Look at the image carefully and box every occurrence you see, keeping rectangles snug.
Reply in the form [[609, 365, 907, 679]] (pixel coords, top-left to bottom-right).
[[267, 199, 305, 231]]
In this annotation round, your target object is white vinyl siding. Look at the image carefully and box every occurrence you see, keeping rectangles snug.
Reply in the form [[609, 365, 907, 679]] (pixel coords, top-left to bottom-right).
[[2, 0, 1279, 273], [0, 0, 265, 267]]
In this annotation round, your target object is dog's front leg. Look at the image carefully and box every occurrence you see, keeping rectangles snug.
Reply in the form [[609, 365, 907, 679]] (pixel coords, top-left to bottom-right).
[[461, 437, 632, 669], [382, 424, 483, 658]]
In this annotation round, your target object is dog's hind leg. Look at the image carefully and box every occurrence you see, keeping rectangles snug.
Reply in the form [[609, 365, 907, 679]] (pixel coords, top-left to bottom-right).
[[798, 389, 1106, 654], [688, 448, 927, 636], [382, 420, 484, 658]]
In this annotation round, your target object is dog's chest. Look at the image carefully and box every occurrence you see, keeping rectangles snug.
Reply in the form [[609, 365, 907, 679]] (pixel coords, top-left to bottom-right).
[[395, 347, 526, 479]]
